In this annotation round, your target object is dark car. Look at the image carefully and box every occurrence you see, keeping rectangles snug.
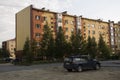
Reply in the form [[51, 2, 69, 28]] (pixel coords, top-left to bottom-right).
[[4, 57, 14, 62], [63, 55, 101, 72]]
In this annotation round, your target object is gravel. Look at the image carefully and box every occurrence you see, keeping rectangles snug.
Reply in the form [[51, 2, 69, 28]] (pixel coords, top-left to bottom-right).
[[0, 63, 120, 80]]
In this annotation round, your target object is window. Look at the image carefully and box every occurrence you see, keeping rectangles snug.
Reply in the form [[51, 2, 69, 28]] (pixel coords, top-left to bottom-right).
[[88, 24, 90, 28], [43, 16, 47, 21], [11, 48, 13, 50], [35, 33, 40, 38], [73, 58, 87, 62], [58, 18, 62, 23], [51, 17, 53, 20], [91, 24, 95, 28], [36, 24, 40, 29], [111, 39, 114, 42], [118, 34, 120, 37], [71, 28, 74, 32], [92, 30, 95, 34], [66, 27, 68, 32], [65, 35, 68, 39], [114, 28, 117, 31], [102, 26, 105, 29], [99, 25, 101, 29], [71, 21, 74, 24], [111, 33, 114, 36], [11, 45, 13, 47], [35, 15, 40, 20], [88, 30, 90, 34], [51, 30, 54, 32], [99, 31, 101, 34], [37, 42, 40, 46], [118, 28, 120, 31], [51, 26, 54, 28], [51, 22, 54, 24], [111, 27, 113, 30], [65, 20, 68, 24]]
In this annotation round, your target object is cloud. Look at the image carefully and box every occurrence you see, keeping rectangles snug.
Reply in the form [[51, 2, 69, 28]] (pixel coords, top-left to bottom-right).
[[0, 0, 73, 48]]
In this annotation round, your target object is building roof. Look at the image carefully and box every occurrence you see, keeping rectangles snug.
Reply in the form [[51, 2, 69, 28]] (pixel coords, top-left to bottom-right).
[[3, 39, 15, 43], [81, 17, 109, 24], [32, 5, 76, 17]]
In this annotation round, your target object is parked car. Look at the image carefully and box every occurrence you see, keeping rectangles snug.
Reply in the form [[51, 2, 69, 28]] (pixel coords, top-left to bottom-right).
[[63, 55, 101, 72], [3, 57, 14, 63]]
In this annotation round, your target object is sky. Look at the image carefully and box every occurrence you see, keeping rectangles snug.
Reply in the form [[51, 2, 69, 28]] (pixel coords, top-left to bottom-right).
[[0, 0, 120, 48]]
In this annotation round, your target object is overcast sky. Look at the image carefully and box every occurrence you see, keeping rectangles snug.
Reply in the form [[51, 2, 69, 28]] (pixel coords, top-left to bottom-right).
[[0, 0, 120, 48]]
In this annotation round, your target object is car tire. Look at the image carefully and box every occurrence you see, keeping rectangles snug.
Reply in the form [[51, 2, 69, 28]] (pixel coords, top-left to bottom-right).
[[67, 69, 72, 72], [77, 66, 83, 72], [94, 64, 100, 70]]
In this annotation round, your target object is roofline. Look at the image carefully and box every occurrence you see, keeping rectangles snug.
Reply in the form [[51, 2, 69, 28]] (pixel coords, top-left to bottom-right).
[[3, 39, 15, 42], [81, 17, 109, 23], [32, 7, 57, 14], [17, 5, 119, 24], [32, 5, 77, 17]]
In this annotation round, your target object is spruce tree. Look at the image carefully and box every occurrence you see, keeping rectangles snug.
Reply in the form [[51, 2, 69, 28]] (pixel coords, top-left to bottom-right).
[[98, 34, 110, 60], [40, 24, 52, 59], [47, 33, 55, 60], [86, 36, 97, 58], [2, 49, 9, 58], [55, 27, 66, 58], [31, 39, 37, 58], [86, 36, 92, 55], [70, 30, 85, 55], [23, 37, 33, 64]]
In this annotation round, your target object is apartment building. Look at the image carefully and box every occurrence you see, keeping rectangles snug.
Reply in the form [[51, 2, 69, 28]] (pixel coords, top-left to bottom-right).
[[113, 22, 120, 53], [16, 5, 120, 57], [16, 5, 79, 57], [2, 39, 16, 59], [81, 17, 110, 45]]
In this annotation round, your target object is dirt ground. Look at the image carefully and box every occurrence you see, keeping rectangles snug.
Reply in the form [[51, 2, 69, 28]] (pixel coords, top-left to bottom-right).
[[0, 64, 120, 80]]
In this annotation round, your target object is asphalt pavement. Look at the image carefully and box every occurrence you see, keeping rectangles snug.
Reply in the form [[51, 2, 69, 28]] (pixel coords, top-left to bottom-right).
[[0, 60, 120, 72]]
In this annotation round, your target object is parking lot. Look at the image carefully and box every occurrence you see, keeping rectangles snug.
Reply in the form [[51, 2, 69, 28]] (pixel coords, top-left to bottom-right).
[[0, 61, 120, 80]]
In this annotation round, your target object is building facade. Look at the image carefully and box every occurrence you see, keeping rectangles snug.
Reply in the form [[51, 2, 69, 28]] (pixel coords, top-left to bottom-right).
[[16, 5, 120, 57], [113, 23, 120, 54], [2, 39, 16, 59], [81, 17, 110, 45]]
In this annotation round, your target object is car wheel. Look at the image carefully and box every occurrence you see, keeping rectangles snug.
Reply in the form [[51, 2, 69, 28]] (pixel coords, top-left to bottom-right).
[[77, 66, 83, 72], [67, 69, 72, 72], [94, 64, 100, 70]]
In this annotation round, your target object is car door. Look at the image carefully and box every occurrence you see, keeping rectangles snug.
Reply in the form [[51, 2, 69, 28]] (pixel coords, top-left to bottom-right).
[[87, 59, 95, 69], [80, 58, 89, 69]]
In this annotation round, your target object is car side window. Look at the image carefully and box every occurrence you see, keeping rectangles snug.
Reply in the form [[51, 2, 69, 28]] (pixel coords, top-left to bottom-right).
[[73, 58, 87, 62], [80, 58, 87, 62], [73, 58, 81, 62]]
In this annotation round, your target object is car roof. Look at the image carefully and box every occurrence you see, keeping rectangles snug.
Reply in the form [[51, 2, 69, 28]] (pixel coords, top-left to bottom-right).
[[69, 55, 90, 58]]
